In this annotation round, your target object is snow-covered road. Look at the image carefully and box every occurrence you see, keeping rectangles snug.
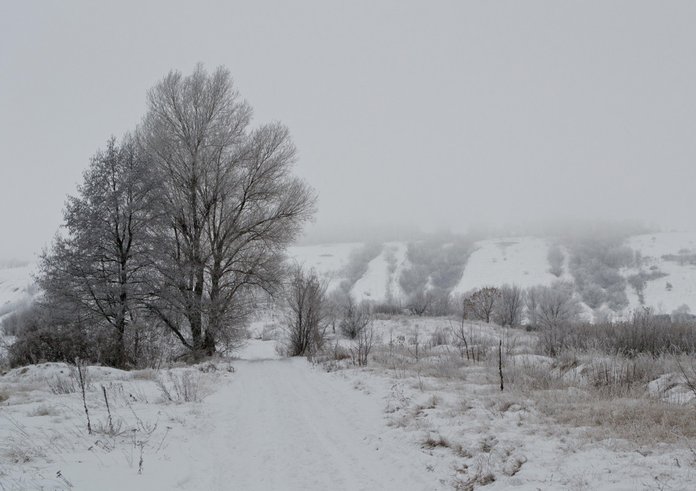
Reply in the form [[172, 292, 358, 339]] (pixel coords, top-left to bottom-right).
[[168, 341, 443, 491]]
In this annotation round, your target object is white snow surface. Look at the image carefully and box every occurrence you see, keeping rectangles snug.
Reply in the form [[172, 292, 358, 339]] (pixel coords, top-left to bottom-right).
[[0, 342, 446, 490], [286, 242, 360, 292], [0, 263, 36, 317], [624, 232, 696, 314], [2, 326, 695, 490], [451, 237, 563, 295], [350, 242, 408, 303], [288, 233, 696, 314]]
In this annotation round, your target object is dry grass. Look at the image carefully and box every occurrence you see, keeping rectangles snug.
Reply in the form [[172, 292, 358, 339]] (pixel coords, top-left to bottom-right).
[[156, 371, 205, 403], [422, 433, 451, 449], [501, 347, 696, 443], [536, 391, 696, 443]]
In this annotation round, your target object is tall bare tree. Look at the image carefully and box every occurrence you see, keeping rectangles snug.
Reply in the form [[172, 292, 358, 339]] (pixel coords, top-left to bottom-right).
[[143, 64, 315, 356]]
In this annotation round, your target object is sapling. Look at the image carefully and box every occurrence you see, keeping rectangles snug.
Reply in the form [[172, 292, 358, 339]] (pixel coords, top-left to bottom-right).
[[75, 358, 91, 434]]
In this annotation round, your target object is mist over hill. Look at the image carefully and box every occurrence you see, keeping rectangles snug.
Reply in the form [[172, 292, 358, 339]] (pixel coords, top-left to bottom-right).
[[288, 227, 696, 321]]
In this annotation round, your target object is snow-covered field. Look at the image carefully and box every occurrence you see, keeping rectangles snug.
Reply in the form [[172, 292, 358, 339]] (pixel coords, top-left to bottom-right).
[[3, 317, 696, 490]]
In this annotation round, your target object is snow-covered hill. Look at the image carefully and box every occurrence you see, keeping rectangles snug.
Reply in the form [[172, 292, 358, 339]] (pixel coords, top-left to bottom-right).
[[4, 232, 696, 325], [623, 232, 696, 314], [289, 232, 696, 317], [0, 262, 37, 321], [450, 237, 568, 296]]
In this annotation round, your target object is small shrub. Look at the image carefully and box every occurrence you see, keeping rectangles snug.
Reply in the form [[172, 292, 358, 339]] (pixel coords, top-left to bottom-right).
[[422, 433, 450, 449], [48, 374, 78, 394], [156, 371, 203, 403]]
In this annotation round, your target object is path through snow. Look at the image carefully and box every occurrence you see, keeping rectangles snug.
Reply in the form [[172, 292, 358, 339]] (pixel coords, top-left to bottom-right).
[[145, 341, 444, 491]]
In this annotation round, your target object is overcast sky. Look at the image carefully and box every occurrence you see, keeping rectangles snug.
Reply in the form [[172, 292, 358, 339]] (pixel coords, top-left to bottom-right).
[[1, 1, 695, 259]]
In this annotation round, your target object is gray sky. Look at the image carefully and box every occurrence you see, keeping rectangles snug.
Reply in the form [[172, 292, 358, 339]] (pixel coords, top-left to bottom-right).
[[2, 1, 696, 259]]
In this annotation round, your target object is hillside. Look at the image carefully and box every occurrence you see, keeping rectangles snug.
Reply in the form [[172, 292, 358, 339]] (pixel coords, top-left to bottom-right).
[[3, 232, 696, 326], [288, 232, 696, 318], [0, 262, 36, 321]]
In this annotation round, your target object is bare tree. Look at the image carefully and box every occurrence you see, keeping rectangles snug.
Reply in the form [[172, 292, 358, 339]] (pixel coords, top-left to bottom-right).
[[494, 284, 525, 327], [531, 282, 583, 356], [350, 323, 375, 367], [464, 287, 500, 323], [38, 136, 157, 367], [285, 266, 328, 358], [407, 288, 432, 316], [142, 64, 315, 357], [339, 296, 372, 339], [533, 282, 582, 330]]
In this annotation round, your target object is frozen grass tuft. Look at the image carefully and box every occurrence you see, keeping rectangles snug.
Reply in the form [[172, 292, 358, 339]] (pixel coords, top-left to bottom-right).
[[156, 371, 205, 403]]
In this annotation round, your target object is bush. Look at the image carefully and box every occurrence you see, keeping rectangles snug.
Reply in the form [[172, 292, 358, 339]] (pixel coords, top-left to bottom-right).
[[7, 302, 174, 369], [8, 315, 107, 368], [339, 298, 371, 339]]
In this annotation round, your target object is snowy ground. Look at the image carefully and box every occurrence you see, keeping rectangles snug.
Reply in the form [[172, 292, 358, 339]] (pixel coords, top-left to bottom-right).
[[0, 340, 448, 490], [3, 317, 696, 490], [624, 232, 696, 314]]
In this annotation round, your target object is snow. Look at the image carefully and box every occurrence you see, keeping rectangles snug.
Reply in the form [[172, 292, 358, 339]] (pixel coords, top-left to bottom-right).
[[0, 263, 36, 318], [350, 242, 408, 303], [451, 237, 564, 296], [286, 242, 361, 292], [284, 234, 696, 314], [0, 343, 447, 490], [2, 319, 696, 490], [176, 349, 444, 490], [624, 232, 696, 314]]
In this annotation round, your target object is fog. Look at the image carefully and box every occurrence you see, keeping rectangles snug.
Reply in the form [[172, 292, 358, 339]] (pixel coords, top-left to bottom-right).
[[1, 1, 695, 259]]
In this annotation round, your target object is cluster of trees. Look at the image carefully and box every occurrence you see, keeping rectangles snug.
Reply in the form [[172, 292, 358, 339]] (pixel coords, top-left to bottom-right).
[[399, 236, 474, 316], [459, 282, 583, 330], [9, 65, 315, 368], [565, 236, 635, 311]]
